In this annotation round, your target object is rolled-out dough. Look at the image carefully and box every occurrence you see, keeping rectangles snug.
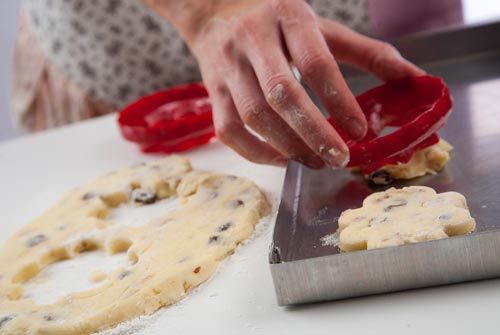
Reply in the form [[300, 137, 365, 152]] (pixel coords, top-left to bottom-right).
[[0, 156, 269, 334]]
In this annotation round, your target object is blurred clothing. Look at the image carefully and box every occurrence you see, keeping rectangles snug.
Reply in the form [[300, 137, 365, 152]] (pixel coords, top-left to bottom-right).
[[368, 0, 463, 39], [11, 0, 462, 132]]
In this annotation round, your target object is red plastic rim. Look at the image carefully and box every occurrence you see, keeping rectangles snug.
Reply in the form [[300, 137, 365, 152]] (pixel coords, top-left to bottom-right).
[[118, 76, 452, 169], [117, 82, 215, 153], [328, 75, 452, 172]]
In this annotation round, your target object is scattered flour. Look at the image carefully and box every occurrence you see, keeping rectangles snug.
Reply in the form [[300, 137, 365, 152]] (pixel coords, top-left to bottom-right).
[[320, 231, 340, 247], [96, 314, 159, 335], [92, 192, 279, 335]]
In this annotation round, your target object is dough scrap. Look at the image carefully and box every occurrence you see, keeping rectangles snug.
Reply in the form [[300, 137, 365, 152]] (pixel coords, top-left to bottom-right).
[[338, 186, 475, 252], [0, 156, 270, 334], [88, 270, 107, 283], [366, 139, 453, 185]]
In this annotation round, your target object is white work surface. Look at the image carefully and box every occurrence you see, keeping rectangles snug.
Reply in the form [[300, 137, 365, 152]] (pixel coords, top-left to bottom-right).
[[1, 114, 499, 335]]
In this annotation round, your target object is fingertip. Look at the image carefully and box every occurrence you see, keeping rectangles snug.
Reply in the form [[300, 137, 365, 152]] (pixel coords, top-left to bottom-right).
[[344, 118, 367, 141], [271, 156, 289, 167], [398, 57, 426, 77], [410, 64, 426, 76], [319, 144, 350, 169], [291, 154, 325, 169], [305, 156, 325, 169], [385, 56, 426, 81]]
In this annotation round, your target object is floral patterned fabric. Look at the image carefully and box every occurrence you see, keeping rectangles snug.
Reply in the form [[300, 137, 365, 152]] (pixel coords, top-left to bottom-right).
[[13, 0, 372, 131]]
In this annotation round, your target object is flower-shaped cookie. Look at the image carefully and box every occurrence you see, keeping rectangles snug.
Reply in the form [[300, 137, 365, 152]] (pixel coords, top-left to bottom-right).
[[338, 186, 475, 252]]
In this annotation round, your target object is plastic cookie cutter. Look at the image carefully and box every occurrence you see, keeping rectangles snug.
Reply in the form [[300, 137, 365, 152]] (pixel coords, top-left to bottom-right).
[[118, 83, 214, 153], [328, 75, 452, 173], [118, 76, 452, 169]]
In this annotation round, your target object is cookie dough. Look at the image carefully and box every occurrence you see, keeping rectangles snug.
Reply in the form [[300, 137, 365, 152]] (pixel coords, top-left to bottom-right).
[[88, 270, 107, 283], [367, 139, 453, 185], [0, 156, 270, 334], [338, 186, 475, 252]]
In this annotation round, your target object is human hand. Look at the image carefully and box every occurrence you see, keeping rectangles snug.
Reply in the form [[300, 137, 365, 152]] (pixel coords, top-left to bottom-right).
[[144, 0, 424, 168]]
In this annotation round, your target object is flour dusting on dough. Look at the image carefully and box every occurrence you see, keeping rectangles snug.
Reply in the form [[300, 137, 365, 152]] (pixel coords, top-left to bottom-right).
[[0, 156, 270, 335], [320, 231, 340, 247], [94, 193, 279, 335]]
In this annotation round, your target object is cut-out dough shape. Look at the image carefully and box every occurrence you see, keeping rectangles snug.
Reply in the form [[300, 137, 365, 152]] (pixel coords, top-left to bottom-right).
[[366, 139, 453, 185], [338, 186, 475, 252], [0, 156, 269, 334]]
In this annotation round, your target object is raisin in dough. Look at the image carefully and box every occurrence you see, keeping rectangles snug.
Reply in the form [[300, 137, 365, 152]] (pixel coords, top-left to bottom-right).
[[367, 139, 453, 185], [0, 156, 270, 334], [338, 186, 475, 252]]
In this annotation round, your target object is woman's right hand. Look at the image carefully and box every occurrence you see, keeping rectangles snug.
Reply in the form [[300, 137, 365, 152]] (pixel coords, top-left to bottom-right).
[[144, 0, 424, 168]]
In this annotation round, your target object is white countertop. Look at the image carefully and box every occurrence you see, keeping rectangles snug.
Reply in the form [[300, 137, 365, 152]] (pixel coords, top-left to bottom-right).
[[1, 114, 499, 334]]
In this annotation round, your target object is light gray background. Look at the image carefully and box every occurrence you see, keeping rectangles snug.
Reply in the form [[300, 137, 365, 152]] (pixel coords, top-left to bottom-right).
[[0, 1, 21, 141], [0, 0, 498, 142]]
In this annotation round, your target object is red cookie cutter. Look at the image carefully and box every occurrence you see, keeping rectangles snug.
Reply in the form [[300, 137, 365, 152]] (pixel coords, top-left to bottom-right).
[[118, 83, 214, 153], [328, 75, 452, 173], [118, 76, 452, 172]]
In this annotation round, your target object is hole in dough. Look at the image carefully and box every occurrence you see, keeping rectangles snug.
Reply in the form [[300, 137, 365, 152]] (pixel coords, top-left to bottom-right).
[[86, 203, 109, 219], [107, 196, 180, 228], [40, 247, 70, 267], [14, 193, 182, 305], [107, 238, 132, 254], [22, 250, 129, 305], [100, 191, 129, 208], [12, 263, 40, 284], [72, 239, 100, 254], [88, 269, 107, 283]]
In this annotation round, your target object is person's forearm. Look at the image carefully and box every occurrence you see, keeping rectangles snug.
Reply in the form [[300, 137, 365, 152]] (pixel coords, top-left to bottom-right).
[[141, 0, 216, 44], [142, 0, 262, 46]]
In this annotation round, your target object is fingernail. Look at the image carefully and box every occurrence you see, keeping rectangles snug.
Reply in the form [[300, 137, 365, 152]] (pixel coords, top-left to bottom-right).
[[391, 48, 403, 59], [346, 119, 367, 140], [271, 156, 288, 167], [322, 147, 350, 169], [305, 156, 325, 169], [292, 155, 324, 169]]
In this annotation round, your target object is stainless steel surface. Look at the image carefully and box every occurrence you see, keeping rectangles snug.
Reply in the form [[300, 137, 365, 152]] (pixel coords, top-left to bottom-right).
[[270, 21, 500, 305]]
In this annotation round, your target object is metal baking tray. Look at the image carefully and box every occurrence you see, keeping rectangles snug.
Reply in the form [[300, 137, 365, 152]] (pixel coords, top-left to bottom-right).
[[270, 21, 500, 305]]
